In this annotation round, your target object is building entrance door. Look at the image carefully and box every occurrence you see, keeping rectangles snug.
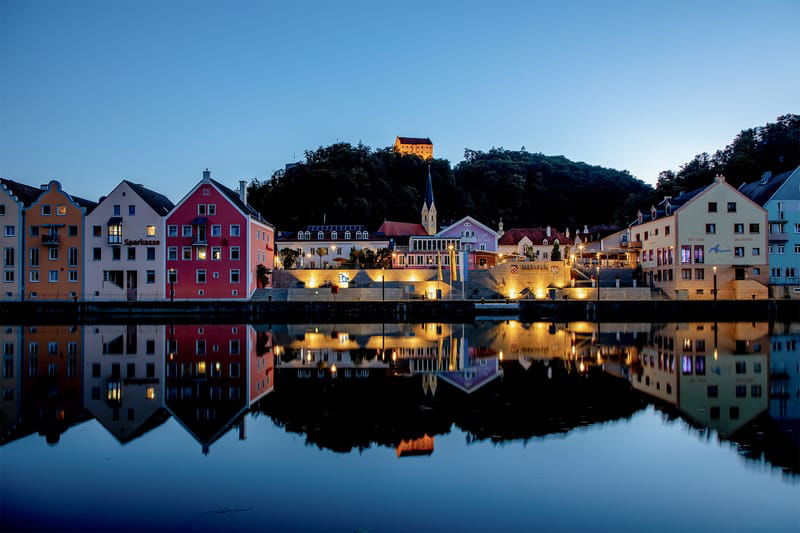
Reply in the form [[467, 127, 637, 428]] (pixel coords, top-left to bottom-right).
[[126, 271, 138, 301], [735, 267, 746, 281]]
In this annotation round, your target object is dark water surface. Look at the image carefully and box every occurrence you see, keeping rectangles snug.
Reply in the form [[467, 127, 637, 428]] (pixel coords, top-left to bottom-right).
[[1, 321, 798, 532]]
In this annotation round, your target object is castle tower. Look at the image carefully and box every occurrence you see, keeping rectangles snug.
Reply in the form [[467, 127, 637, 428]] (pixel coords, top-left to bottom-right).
[[421, 165, 437, 235]]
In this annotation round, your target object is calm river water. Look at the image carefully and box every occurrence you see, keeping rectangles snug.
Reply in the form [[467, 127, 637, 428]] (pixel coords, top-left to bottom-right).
[[1, 321, 798, 532]]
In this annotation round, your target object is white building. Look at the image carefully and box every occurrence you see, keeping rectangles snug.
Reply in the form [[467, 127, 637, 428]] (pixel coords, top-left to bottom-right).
[[85, 181, 174, 300], [275, 225, 389, 269], [83, 325, 166, 443]]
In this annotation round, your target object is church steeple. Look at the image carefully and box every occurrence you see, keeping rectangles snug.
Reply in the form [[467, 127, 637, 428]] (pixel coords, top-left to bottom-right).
[[421, 165, 437, 235]]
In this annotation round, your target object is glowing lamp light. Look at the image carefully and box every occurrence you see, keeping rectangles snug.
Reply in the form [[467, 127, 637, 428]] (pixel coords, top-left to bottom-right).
[[392, 352, 397, 361], [198, 361, 206, 374], [579, 362, 585, 373], [508, 289, 517, 299], [499, 351, 504, 361], [330, 364, 337, 374]]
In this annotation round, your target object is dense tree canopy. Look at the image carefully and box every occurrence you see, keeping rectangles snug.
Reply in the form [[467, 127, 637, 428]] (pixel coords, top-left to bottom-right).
[[655, 114, 799, 197], [248, 143, 652, 231]]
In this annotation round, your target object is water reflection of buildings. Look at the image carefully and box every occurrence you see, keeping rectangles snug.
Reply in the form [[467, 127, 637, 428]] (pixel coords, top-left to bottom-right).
[[631, 322, 769, 436], [769, 323, 800, 446], [165, 324, 273, 454], [83, 325, 168, 443]]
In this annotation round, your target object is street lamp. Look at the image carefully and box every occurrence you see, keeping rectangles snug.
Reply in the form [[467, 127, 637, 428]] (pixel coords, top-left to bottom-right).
[[168, 268, 175, 302], [712, 265, 718, 300], [381, 266, 385, 301], [596, 265, 600, 302]]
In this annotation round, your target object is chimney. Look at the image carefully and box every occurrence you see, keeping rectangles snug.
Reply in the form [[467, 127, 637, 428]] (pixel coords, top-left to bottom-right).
[[202, 168, 211, 182], [239, 180, 247, 205], [546, 225, 551, 238]]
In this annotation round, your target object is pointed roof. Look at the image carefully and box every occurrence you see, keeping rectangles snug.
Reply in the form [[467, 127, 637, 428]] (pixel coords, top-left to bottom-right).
[[424, 166, 435, 209], [739, 166, 799, 206], [378, 220, 427, 237], [123, 180, 175, 216], [0, 178, 42, 206], [498, 228, 573, 246], [396, 136, 432, 145]]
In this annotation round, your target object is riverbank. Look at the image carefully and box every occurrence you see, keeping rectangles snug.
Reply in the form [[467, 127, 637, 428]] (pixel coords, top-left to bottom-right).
[[1, 298, 797, 324]]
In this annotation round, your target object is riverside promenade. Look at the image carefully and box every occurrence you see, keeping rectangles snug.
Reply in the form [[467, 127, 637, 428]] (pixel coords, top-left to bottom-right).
[[2, 298, 797, 324]]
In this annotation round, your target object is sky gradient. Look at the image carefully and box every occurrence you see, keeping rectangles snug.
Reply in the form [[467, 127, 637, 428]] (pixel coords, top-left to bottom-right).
[[1, 0, 798, 201]]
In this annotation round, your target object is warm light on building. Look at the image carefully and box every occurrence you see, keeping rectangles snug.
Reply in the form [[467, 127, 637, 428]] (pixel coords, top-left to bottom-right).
[[146, 387, 155, 400]]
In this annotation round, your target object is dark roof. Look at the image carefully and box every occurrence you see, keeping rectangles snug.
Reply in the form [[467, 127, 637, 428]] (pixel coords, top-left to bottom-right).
[[124, 180, 175, 216], [397, 136, 432, 145], [630, 185, 707, 226], [738, 167, 798, 206], [305, 224, 367, 232], [378, 220, 427, 237], [0, 178, 41, 206], [72, 194, 98, 213], [498, 228, 573, 246], [211, 179, 273, 228], [424, 166, 435, 208], [276, 228, 387, 242]]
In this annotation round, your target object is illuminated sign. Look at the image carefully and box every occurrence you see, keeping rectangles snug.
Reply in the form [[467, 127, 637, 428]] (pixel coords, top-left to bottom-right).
[[123, 239, 161, 246]]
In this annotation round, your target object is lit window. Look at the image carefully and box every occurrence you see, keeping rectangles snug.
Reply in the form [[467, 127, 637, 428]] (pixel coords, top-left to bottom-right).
[[146, 225, 156, 236], [56, 205, 67, 216]]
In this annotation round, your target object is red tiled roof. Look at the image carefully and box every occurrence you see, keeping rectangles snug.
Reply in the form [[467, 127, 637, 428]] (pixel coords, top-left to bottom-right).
[[498, 228, 574, 246], [396, 137, 432, 145], [378, 220, 427, 236]]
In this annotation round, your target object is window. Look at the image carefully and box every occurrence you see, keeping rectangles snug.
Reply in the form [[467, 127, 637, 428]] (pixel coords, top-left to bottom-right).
[[230, 225, 240, 237], [695, 268, 704, 280], [68, 225, 77, 237], [679, 245, 690, 264], [344, 231, 351, 239], [127, 247, 136, 261], [146, 270, 155, 284], [230, 340, 240, 354], [146, 247, 156, 261], [229, 362, 240, 377], [211, 247, 221, 260], [196, 269, 206, 284], [93, 225, 102, 237], [707, 385, 718, 398], [168, 225, 178, 237], [146, 225, 156, 236], [208, 204, 216, 216], [665, 226, 670, 235], [0, 205, 4, 216], [751, 385, 762, 398], [727, 202, 736, 213], [707, 202, 717, 212], [211, 225, 221, 237], [30, 226, 39, 236], [3, 248, 14, 268], [230, 246, 240, 260], [749, 223, 759, 233], [168, 246, 177, 260], [182, 247, 191, 260], [128, 205, 135, 216], [4, 226, 14, 237], [317, 231, 324, 239], [198, 204, 207, 216], [182, 225, 192, 237], [108, 224, 122, 244], [230, 269, 240, 283], [735, 361, 746, 374], [331, 231, 337, 239], [734, 223, 744, 234], [68, 247, 78, 267], [794, 244, 800, 254], [735, 385, 746, 398], [681, 268, 691, 280], [30, 248, 39, 267], [693, 245, 704, 264], [56, 205, 67, 216], [752, 248, 760, 256], [113, 205, 120, 216], [734, 247, 744, 257], [41, 205, 51, 216], [48, 270, 58, 282], [49, 248, 58, 261], [705, 223, 716, 234]]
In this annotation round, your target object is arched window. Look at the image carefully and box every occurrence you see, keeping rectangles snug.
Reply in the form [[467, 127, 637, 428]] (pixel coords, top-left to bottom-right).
[[304, 231, 311, 239], [331, 231, 337, 239], [317, 231, 324, 240], [298, 232, 304, 239], [345, 231, 351, 239]]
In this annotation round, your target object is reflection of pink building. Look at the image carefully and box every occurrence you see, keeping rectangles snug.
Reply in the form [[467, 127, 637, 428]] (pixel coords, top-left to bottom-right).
[[165, 170, 273, 300]]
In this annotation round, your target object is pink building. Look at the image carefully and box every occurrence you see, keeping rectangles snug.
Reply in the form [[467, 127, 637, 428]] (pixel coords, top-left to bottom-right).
[[165, 170, 274, 300]]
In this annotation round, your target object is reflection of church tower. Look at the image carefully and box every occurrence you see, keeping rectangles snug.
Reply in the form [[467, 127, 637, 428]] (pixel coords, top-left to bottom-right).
[[421, 166, 437, 235]]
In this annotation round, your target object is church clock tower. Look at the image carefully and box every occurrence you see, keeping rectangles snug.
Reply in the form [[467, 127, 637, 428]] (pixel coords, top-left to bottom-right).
[[421, 166, 437, 235]]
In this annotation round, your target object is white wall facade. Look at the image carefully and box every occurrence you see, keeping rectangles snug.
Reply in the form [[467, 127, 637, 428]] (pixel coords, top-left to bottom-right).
[[85, 182, 167, 300]]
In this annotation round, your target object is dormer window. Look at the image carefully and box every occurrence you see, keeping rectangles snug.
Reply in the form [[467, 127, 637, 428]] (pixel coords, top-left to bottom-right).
[[331, 231, 337, 239], [317, 231, 324, 239], [304, 231, 310, 239], [298, 231, 304, 239], [543, 239, 548, 245], [345, 231, 351, 239]]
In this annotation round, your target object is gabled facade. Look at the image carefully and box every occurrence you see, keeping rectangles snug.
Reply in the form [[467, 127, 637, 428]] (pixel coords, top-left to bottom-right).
[[1, 179, 41, 301], [165, 170, 274, 300], [629, 176, 768, 299], [435, 216, 500, 252], [497, 226, 576, 260], [85, 181, 174, 301], [739, 166, 800, 293], [24, 181, 96, 300]]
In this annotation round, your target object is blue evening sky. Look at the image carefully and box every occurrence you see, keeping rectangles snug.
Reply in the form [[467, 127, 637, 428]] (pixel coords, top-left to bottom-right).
[[1, 0, 798, 202]]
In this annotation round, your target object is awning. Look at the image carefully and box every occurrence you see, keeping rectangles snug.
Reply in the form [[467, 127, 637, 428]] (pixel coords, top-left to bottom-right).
[[107, 217, 122, 225], [192, 217, 208, 225]]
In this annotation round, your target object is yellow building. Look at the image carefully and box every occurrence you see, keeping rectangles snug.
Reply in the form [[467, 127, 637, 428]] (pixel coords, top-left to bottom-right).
[[394, 136, 433, 159]]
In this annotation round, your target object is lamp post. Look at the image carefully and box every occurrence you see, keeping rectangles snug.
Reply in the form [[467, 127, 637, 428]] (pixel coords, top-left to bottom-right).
[[596, 265, 600, 302], [712, 265, 717, 300], [168, 268, 175, 302], [382, 267, 385, 301]]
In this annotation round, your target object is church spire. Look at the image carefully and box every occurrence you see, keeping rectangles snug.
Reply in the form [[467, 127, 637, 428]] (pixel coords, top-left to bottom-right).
[[421, 165, 437, 235]]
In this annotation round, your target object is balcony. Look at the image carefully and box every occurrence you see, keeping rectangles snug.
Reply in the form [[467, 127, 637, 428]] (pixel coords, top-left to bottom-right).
[[621, 240, 641, 249], [41, 234, 60, 246], [768, 232, 788, 242], [192, 236, 208, 246]]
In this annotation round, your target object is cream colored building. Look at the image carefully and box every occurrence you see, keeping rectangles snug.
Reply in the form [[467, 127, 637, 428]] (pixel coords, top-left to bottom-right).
[[630, 175, 768, 299], [394, 136, 433, 159]]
